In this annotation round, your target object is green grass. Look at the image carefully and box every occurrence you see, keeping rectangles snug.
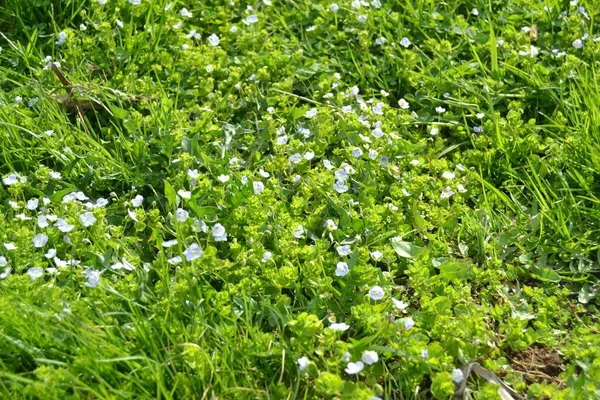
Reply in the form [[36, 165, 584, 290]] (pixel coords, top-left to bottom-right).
[[0, 0, 599, 399]]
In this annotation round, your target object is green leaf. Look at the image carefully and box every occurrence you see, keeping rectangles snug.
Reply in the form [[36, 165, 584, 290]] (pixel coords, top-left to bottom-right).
[[411, 202, 427, 230], [432, 257, 471, 280], [530, 266, 561, 283], [164, 180, 176, 210], [391, 238, 424, 258], [109, 105, 128, 119], [49, 187, 77, 202]]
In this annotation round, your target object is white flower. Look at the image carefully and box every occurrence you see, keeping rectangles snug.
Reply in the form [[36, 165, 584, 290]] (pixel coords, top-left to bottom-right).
[[358, 15, 367, 23], [472, 8, 479, 15], [116, 19, 124, 28], [292, 225, 304, 239], [305, 108, 318, 118], [430, 127, 439, 136], [253, 181, 265, 194], [55, 219, 74, 233], [440, 186, 455, 199], [178, 189, 192, 199], [129, 0, 141, 4], [336, 245, 351, 256], [80, 212, 96, 227], [573, 39, 583, 49], [212, 223, 227, 242], [168, 256, 183, 265], [217, 174, 230, 183], [55, 31, 67, 45], [26, 198, 39, 210], [368, 149, 378, 160], [335, 262, 349, 277], [164, 1, 173, 10], [345, 361, 364, 375], [289, 153, 303, 164], [162, 239, 178, 248], [84, 269, 102, 288], [297, 356, 309, 371], [28, 267, 44, 281], [293, 175, 302, 183], [330, 3, 339, 12], [403, 317, 415, 329], [473, 126, 483, 133], [184, 243, 203, 261], [371, 127, 384, 138], [2, 174, 19, 185], [96, 198, 108, 207], [325, 219, 338, 231], [435, 106, 446, 113], [175, 208, 189, 222], [369, 285, 385, 300], [370, 250, 383, 261], [188, 169, 200, 179], [244, 14, 259, 24], [442, 171, 455, 180], [0, 256, 6, 267], [131, 195, 144, 207], [323, 159, 334, 170], [351, 147, 363, 157], [180, 8, 192, 17], [457, 184, 467, 193], [32, 234, 48, 248], [371, 0, 381, 7], [329, 322, 350, 331], [398, 98, 410, 109], [241, 176, 249, 184], [304, 151, 315, 160], [262, 251, 272, 263], [421, 349, 428, 358], [208, 34, 220, 46], [0, 268, 11, 279], [80, 23, 87, 30], [333, 180, 348, 193], [98, 0, 107, 4], [45, 248, 56, 259], [451, 369, 464, 383], [276, 135, 288, 145], [361, 351, 379, 365], [127, 209, 139, 222], [400, 37, 411, 48], [392, 298, 409, 311], [182, 44, 189, 50], [193, 220, 208, 233]]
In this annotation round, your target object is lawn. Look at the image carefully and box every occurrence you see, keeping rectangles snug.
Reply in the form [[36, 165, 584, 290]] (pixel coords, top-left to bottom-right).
[[0, 0, 599, 399]]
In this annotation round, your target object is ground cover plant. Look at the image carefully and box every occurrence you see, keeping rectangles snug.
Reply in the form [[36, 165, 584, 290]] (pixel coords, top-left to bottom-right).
[[0, 0, 599, 398]]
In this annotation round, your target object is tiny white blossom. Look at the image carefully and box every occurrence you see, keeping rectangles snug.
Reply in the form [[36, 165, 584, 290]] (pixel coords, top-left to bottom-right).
[[573, 39, 583, 49], [329, 322, 350, 331], [345, 361, 364, 375], [289, 153, 303, 164], [361, 351, 379, 365], [400, 37, 411, 48], [212, 223, 227, 241], [451, 369, 464, 383], [80, 212, 96, 227], [32, 234, 48, 248], [28, 267, 44, 280], [403, 317, 415, 329], [330, 3, 339, 12], [292, 225, 304, 239], [336, 245, 351, 256], [244, 14, 259, 24], [180, 8, 192, 17], [442, 171, 455, 180], [305, 108, 318, 118], [369, 285, 385, 300], [184, 243, 203, 261], [253, 181, 265, 194], [358, 15, 367, 23], [262, 251, 272, 263], [398, 98, 410, 109], [208, 34, 220, 46], [176, 208, 189, 222], [131, 195, 144, 207], [335, 262, 349, 277], [178, 189, 192, 199], [435, 106, 446, 113], [0, 256, 6, 267], [392, 298, 409, 311], [333, 180, 348, 193], [168, 256, 183, 265], [297, 356, 309, 371]]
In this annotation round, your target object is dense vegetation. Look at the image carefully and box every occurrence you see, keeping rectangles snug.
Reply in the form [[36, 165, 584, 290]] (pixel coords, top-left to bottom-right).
[[0, 0, 599, 398]]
